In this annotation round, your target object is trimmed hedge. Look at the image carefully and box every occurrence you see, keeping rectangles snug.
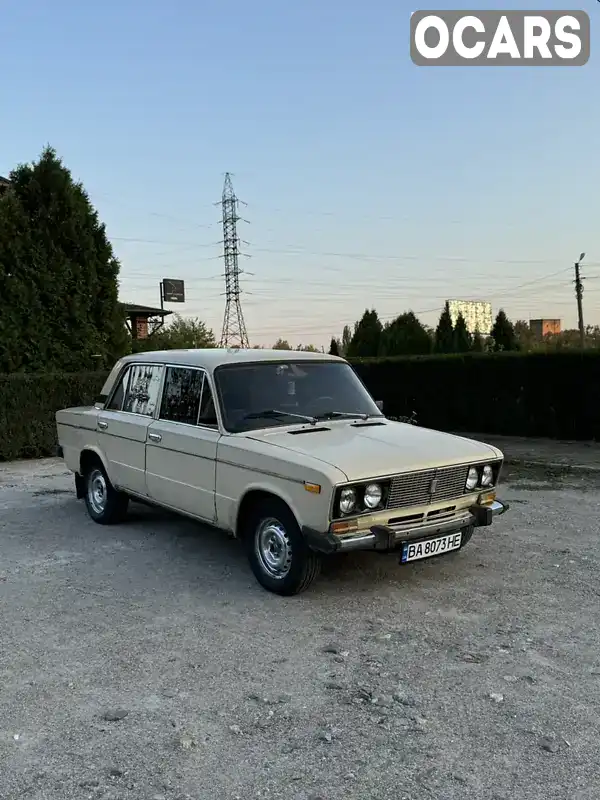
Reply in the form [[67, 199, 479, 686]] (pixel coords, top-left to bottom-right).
[[0, 371, 108, 461], [351, 350, 600, 441], [1, 351, 600, 461]]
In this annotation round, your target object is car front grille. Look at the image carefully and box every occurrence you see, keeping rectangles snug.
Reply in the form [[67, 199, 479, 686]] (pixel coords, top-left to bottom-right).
[[387, 465, 469, 510]]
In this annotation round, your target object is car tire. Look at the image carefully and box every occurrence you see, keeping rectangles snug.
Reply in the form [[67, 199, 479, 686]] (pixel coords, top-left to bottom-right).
[[244, 498, 322, 596], [83, 460, 129, 525], [460, 525, 474, 548]]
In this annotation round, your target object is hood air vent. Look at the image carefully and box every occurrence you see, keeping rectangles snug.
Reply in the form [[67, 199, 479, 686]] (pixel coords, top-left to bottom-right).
[[288, 426, 331, 435]]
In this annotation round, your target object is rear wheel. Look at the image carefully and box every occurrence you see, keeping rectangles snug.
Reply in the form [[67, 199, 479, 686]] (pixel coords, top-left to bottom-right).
[[244, 498, 321, 596], [83, 460, 129, 524]]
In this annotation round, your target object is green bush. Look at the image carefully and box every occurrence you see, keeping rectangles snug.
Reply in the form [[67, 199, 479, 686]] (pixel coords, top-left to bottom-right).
[[0, 371, 108, 461], [2, 351, 600, 462], [351, 350, 600, 441]]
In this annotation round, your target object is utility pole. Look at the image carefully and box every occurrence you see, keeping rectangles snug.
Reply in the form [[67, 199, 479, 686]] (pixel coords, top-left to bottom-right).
[[574, 252, 585, 349], [218, 173, 250, 348]]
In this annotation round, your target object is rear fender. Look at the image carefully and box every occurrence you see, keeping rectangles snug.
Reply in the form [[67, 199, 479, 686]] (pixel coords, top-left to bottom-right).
[[78, 447, 111, 483]]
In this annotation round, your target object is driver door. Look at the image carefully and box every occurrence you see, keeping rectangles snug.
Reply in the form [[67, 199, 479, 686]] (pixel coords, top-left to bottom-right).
[[145, 365, 220, 522]]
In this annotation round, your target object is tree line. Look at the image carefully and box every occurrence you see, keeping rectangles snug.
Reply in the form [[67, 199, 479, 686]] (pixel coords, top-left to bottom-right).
[[137, 331, 324, 353], [327, 304, 519, 359], [327, 304, 600, 359]]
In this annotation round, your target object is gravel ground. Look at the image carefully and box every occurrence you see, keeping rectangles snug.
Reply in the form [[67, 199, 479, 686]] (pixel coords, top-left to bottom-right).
[[1, 458, 599, 800]]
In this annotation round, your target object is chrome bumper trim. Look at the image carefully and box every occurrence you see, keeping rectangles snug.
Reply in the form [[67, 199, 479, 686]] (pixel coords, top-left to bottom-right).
[[335, 498, 509, 553], [489, 499, 508, 516], [336, 533, 379, 552]]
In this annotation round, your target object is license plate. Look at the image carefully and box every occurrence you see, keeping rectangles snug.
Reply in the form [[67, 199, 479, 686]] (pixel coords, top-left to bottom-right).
[[401, 531, 463, 563]]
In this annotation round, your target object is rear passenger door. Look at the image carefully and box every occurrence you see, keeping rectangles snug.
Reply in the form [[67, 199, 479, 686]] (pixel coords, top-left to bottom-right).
[[97, 362, 164, 496], [145, 365, 220, 522]]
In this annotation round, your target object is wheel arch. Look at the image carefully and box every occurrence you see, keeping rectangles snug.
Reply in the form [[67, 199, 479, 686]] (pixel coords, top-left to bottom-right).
[[234, 487, 300, 541], [79, 447, 109, 478]]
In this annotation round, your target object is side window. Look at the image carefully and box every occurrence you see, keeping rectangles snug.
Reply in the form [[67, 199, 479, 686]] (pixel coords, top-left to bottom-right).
[[122, 364, 163, 417], [198, 377, 218, 427], [159, 367, 204, 425], [105, 368, 130, 411]]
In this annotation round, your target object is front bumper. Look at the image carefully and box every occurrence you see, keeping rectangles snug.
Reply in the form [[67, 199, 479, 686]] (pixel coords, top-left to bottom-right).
[[303, 499, 509, 555]]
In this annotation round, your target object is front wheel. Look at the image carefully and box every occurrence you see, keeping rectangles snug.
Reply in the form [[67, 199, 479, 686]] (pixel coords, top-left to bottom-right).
[[460, 525, 474, 548], [244, 499, 322, 596], [83, 461, 129, 524]]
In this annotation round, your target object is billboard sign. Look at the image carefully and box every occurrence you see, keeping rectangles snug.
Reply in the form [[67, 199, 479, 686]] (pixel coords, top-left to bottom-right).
[[161, 279, 185, 303]]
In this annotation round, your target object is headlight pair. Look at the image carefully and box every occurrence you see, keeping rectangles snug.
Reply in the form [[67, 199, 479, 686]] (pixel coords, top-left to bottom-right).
[[338, 482, 384, 516], [465, 463, 495, 491]]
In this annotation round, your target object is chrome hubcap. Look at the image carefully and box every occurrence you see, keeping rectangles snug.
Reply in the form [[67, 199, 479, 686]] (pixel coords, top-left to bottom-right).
[[255, 517, 292, 579], [88, 469, 107, 514]]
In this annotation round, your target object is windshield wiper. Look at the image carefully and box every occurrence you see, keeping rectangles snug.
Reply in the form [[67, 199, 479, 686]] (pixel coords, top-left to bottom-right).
[[314, 411, 382, 421], [242, 408, 317, 424]]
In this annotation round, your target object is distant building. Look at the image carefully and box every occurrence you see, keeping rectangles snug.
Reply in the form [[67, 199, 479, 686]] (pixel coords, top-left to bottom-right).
[[447, 299, 493, 335], [529, 319, 561, 338]]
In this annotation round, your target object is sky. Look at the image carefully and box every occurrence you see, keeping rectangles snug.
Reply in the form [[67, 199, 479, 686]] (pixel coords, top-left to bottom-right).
[[1, 0, 599, 348]]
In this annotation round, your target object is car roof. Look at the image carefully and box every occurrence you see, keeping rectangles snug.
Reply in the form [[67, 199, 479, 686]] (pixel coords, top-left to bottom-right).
[[121, 348, 345, 371]]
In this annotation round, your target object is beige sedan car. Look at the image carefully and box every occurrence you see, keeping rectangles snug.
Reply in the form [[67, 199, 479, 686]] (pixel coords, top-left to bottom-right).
[[55, 348, 509, 595]]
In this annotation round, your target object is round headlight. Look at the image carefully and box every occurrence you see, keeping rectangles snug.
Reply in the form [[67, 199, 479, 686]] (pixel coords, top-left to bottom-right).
[[364, 483, 383, 509], [465, 466, 479, 491], [339, 487, 356, 515], [481, 464, 493, 487]]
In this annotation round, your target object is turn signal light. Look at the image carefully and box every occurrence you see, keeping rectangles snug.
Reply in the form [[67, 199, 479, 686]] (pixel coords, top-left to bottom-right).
[[330, 519, 359, 535], [478, 490, 496, 505], [304, 482, 321, 494]]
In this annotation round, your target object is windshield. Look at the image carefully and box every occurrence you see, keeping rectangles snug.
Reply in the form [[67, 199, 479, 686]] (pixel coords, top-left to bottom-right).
[[214, 360, 383, 433]]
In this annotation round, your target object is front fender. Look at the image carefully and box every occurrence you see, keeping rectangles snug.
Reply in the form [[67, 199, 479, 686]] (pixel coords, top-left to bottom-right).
[[231, 479, 304, 536], [229, 477, 335, 540]]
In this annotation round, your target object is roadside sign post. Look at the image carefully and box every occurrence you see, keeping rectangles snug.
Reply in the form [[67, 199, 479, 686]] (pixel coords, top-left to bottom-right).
[[159, 279, 185, 310]]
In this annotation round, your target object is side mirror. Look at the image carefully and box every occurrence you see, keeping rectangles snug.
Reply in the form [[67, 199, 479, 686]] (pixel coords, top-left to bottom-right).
[[375, 400, 383, 411]]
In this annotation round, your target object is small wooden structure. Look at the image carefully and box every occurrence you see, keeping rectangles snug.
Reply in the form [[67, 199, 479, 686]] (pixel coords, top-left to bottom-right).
[[121, 303, 172, 340]]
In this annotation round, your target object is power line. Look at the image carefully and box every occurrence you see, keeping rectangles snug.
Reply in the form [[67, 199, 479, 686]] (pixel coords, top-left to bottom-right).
[[108, 223, 598, 335], [218, 173, 249, 349], [111, 234, 581, 267], [93, 189, 600, 280], [120, 271, 570, 290], [88, 191, 216, 231], [120, 268, 575, 301], [247, 246, 565, 266], [119, 267, 592, 340], [90, 189, 587, 235], [111, 236, 218, 247], [226, 268, 594, 338]]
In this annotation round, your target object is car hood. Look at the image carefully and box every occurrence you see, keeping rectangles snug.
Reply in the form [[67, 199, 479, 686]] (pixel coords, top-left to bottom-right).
[[244, 420, 501, 482]]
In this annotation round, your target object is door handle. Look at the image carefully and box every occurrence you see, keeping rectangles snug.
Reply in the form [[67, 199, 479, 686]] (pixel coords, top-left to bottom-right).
[[148, 433, 162, 442], [98, 421, 108, 430]]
